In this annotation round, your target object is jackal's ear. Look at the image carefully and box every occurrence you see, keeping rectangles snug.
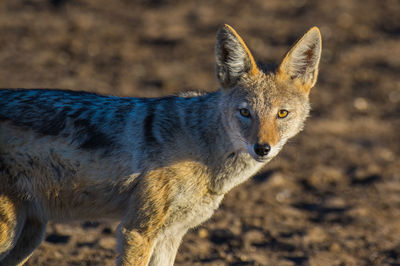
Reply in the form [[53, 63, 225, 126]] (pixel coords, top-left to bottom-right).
[[215, 24, 259, 88], [277, 27, 322, 93]]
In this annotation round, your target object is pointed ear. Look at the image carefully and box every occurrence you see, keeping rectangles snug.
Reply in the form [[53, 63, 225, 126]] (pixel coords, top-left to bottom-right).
[[215, 24, 259, 89], [277, 27, 322, 93]]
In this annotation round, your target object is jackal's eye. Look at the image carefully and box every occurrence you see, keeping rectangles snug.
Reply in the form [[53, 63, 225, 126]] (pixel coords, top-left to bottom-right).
[[239, 108, 251, 118], [277, 109, 289, 119]]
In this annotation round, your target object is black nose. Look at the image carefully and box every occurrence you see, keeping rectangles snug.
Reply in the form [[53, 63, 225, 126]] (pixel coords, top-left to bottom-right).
[[253, 143, 271, 157]]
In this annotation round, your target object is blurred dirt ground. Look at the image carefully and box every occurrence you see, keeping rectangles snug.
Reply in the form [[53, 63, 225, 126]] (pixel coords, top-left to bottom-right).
[[0, 0, 399, 265]]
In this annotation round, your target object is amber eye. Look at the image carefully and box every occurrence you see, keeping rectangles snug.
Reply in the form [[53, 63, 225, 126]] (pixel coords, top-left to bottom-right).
[[277, 109, 289, 118], [239, 108, 251, 118]]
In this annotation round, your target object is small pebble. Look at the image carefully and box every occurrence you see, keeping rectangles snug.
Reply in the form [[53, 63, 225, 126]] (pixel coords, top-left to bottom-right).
[[353, 97, 368, 111], [198, 228, 209, 238]]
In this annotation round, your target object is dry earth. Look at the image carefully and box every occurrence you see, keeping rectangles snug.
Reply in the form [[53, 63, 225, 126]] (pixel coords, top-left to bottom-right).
[[0, 0, 399, 265]]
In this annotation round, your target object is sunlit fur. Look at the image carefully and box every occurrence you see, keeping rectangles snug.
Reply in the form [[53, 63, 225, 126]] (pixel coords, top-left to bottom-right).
[[0, 25, 321, 265]]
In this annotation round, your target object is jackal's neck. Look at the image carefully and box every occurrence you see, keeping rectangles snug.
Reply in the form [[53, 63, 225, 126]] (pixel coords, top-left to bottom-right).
[[133, 89, 231, 163], [176, 90, 234, 162]]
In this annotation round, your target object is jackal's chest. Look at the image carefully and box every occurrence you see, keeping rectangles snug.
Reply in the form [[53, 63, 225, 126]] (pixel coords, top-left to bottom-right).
[[209, 152, 265, 194], [167, 190, 224, 231], [145, 160, 223, 230], [161, 155, 262, 231]]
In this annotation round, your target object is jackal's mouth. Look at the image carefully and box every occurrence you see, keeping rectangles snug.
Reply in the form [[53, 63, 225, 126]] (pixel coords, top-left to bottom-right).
[[252, 155, 270, 163]]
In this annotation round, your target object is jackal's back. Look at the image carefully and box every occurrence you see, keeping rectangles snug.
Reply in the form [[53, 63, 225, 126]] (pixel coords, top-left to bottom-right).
[[0, 89, 135, 151]]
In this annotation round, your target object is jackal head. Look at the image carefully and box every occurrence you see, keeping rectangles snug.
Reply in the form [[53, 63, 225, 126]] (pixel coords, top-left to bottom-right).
[[215, 24, 321, 162]]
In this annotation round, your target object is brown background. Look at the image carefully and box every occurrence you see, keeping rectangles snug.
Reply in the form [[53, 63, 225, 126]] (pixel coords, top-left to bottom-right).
[[0, 0, 399, 265]]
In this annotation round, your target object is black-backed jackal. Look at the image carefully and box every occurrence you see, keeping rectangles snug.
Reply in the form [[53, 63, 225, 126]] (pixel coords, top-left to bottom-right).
[[0, 25, 321, 265]]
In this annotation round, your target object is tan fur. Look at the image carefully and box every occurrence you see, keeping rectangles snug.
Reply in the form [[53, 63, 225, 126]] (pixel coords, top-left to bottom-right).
[[0, 25, 321, 265], [277, 27, 322, 93], [0, 195, 18, 254], [224, 24, 259, 77], [118, 161, 218, 265], [258, 118, 279, 146]]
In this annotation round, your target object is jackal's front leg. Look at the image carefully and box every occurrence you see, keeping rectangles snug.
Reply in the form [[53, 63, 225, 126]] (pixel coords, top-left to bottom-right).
[[118, 214, 184, 266], [117, 170, 172, 266], [148, 230, 185, 266], [118, 228, 154, 266]]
